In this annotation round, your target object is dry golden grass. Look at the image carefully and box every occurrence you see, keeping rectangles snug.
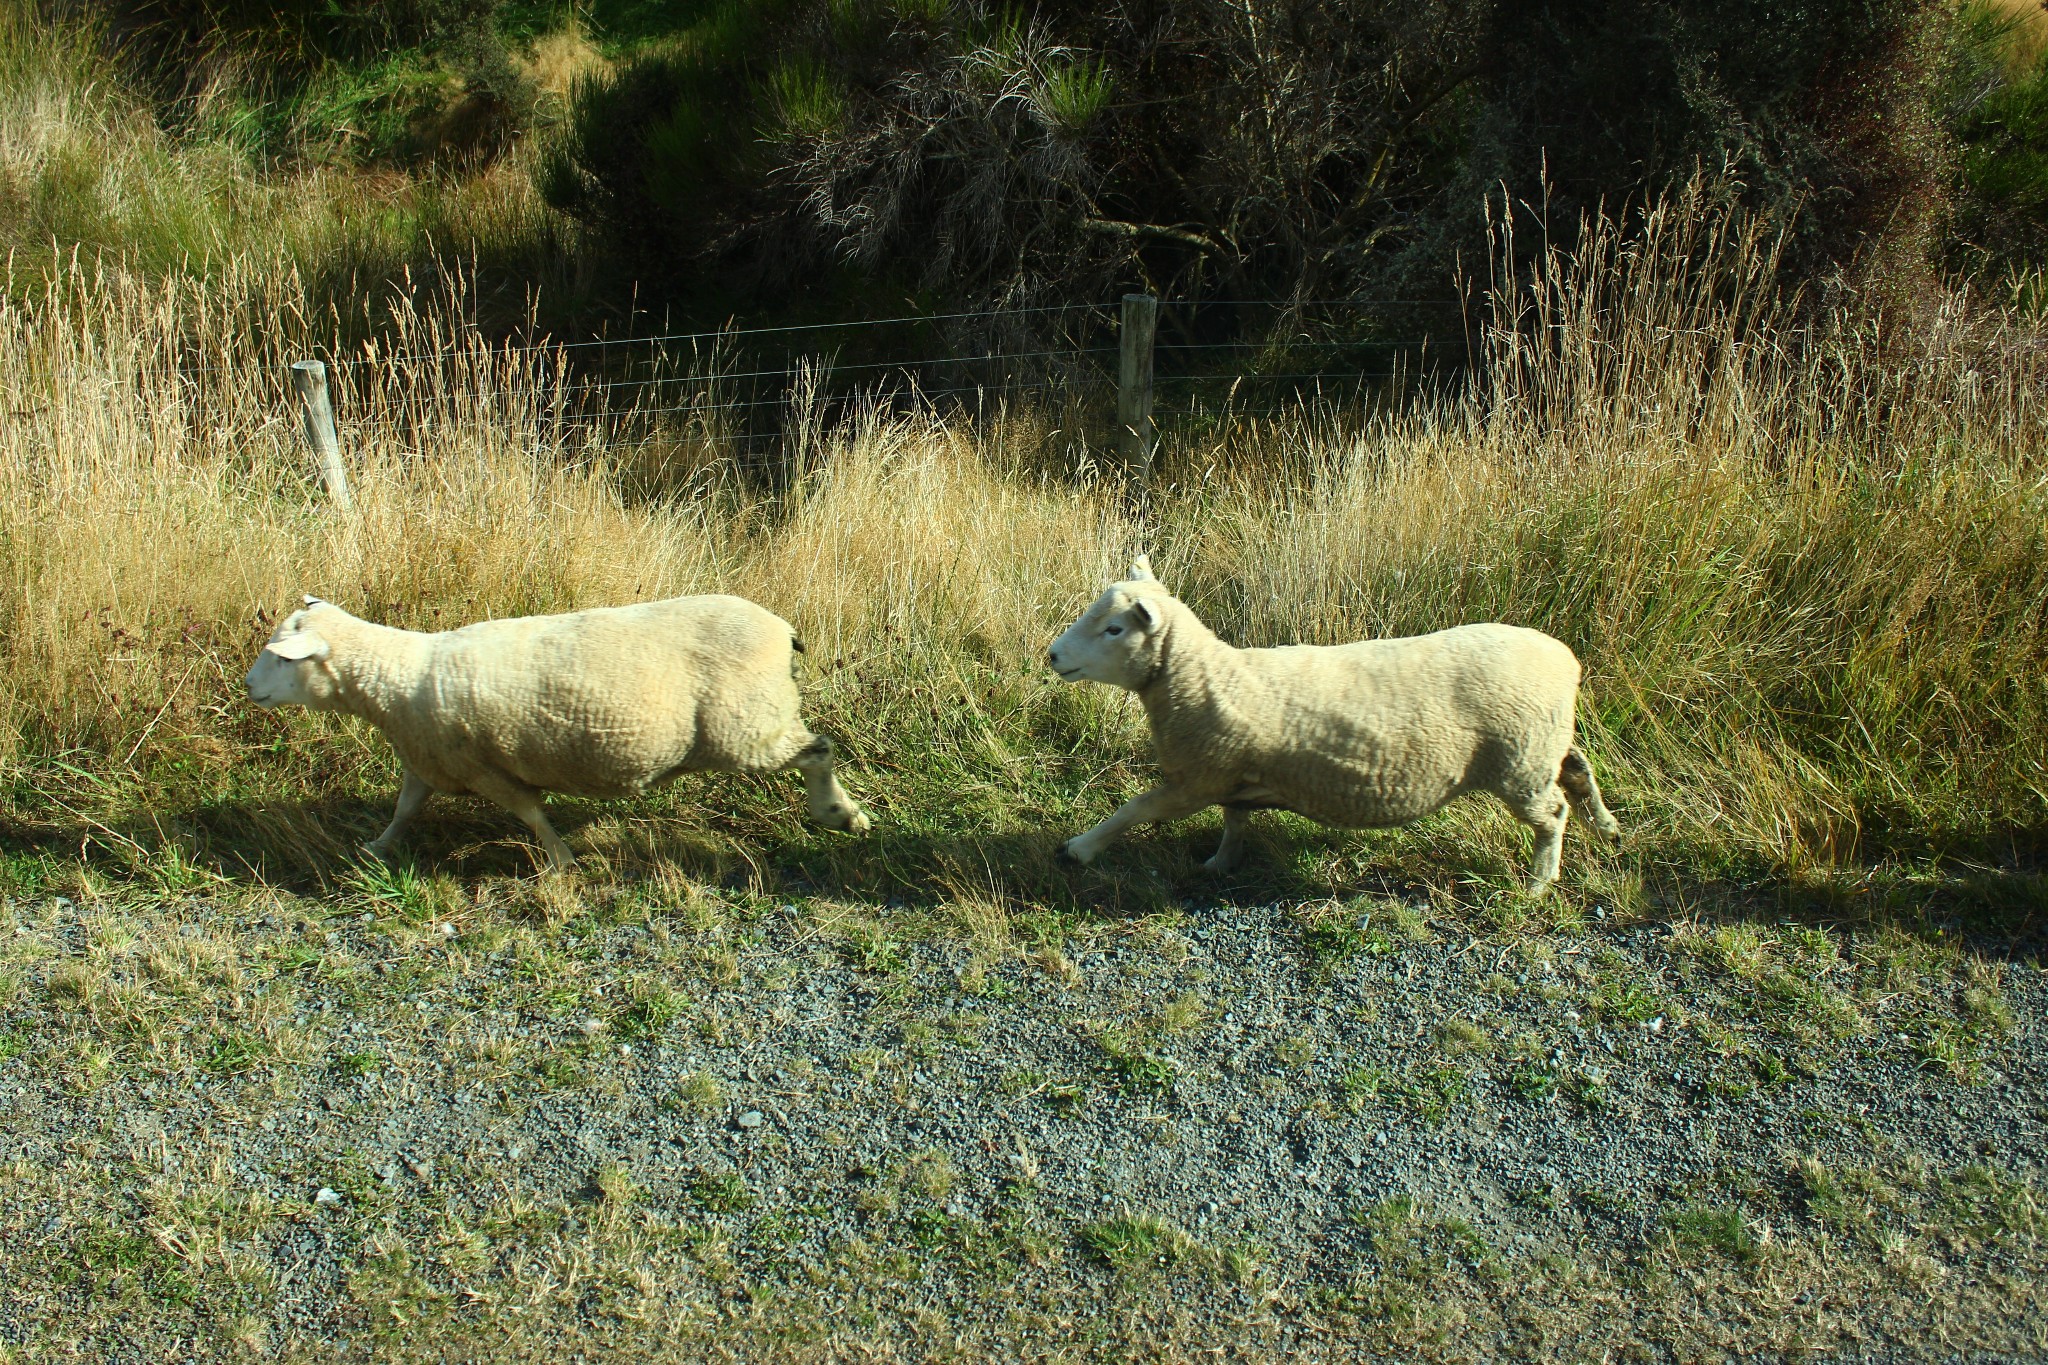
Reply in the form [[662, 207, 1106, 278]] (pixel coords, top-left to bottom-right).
[[0, 182, 2045, 901], [1985, 0, 2048, 67]]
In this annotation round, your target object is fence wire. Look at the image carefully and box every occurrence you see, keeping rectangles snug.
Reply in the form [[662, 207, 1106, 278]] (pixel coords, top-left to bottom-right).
[[229, 296, 1471, 469]]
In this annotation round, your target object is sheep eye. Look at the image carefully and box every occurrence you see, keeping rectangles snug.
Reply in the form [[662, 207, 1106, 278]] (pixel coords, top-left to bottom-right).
[[1104, 624, 1124, 637]]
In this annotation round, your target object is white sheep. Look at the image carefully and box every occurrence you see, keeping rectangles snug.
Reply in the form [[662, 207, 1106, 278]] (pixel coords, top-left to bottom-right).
[[244, 594, 870, 870], [1046, 558, 1618, 894]]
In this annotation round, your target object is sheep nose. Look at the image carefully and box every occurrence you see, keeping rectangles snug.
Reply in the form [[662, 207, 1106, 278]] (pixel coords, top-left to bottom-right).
[[1046, 647, 1060, 668]]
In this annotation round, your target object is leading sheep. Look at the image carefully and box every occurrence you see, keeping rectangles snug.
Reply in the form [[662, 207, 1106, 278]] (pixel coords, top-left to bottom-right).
[[245, 594, 870, 870], [1047, 558, 1617, 895]]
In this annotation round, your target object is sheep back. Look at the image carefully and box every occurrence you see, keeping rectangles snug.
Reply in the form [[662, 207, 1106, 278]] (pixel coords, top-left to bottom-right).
[[384, 595, 806, 800], [1153, 617, 1582, 829]]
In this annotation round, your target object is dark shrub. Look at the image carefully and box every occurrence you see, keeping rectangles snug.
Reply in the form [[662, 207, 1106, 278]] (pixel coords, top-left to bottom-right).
[[1473, 0, 1953, 288], [541, 0, 1960, 327]]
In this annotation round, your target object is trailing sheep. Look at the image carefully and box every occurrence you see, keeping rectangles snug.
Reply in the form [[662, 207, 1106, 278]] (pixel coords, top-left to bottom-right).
[[244, 594, 870, 870], [1046, 558, 1618, 895]]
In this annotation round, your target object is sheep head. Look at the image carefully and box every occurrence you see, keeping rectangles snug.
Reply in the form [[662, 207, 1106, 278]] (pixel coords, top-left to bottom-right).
[[1048, 559, 1172, 691], [245, 601, 341, 710]]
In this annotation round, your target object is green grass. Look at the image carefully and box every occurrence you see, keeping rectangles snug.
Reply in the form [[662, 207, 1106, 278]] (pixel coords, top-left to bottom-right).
[[1079, 1212, 1228, 1276], [690, 1171, 756, 1214]]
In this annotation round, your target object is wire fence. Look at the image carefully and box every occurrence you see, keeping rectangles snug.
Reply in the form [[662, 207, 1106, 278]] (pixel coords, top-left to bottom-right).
[[244, 295, 1474, 479]]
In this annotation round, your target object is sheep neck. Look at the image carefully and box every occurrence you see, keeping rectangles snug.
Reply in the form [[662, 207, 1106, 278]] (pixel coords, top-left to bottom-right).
[[1137, 603, 1256, 760], [315, 613, 433, 729]]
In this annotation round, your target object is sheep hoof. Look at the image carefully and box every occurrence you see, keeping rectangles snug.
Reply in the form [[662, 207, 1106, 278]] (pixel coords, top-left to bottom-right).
[[362, 841, 397, 866], [812, 801, 872, 834], [1202, 855, 1238, 875], [1523, 878, 1554, 900], [1055, 841, 1089, 867]]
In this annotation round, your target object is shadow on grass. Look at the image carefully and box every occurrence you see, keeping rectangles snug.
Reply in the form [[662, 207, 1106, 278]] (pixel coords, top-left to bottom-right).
[[3, 784, 1370, 920], [5, 787, 2047, 960]]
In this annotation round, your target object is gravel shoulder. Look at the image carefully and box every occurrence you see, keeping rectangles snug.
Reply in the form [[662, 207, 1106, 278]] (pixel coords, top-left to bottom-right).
[[1, 871, 2044, 1362]]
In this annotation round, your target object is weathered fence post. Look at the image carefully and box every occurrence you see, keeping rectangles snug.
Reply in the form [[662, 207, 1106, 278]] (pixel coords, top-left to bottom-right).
[[1117, 292, 1159, 488], [289, 359, 353, 511]]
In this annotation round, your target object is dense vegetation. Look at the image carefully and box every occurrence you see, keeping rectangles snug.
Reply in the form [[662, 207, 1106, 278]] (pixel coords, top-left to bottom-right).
[[538, 0, 1961, 317], [11, 0, 2046, 336]]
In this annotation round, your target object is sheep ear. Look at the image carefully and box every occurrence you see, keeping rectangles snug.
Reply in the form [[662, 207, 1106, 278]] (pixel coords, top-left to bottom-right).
[[303, 595, 325, 607], [1130, 598, 1159, 631], [265, 632, 329, 662], [1129, 554, 1155, 581]]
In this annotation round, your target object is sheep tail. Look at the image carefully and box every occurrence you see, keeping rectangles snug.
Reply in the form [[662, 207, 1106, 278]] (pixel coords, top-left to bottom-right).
[[1559, 745, 1620, 839]]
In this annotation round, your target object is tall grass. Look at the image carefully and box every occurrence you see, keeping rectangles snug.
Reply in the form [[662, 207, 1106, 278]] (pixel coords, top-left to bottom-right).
[[0, 3, 572, 326], [1183, 187, 2048, 871], [1, 185, 2044, 903]]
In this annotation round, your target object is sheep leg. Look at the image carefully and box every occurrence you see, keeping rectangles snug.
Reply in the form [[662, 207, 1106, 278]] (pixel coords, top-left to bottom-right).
[[1507, 784, 1571, 897], [783, 732, 872, 833], [467, 769, 578, 871], [1204, 806, 1254, 873], [364, 770, 432, 862], [1061, 786, 1213, 865], [1559, 745, 1621, 838]]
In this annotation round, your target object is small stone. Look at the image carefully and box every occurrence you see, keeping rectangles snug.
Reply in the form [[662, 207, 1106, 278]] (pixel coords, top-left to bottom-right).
[[439, 922, 457, 938], [314, 1187, 343, 1207], [736, 1110, 764, 1129], [360, 912, 375, 924], [577, 1017, 606, 1036]]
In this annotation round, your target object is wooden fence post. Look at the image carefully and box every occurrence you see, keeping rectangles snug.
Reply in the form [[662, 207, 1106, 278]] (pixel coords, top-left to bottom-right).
[[289, 360, 353, 511], [1117, 292, 1159, 488]]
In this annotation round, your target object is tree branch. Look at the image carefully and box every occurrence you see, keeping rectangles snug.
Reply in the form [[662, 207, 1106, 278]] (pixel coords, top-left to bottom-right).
[[1079, 217, 1237, 259]]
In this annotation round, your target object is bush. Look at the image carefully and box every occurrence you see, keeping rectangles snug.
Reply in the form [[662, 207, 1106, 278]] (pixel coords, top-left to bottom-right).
[[1473, 0, 1953, 288], [93, 0, 536, 166], [537, 0, 1965, 330], [538, 0, 1488, 323], [34, 1, 2007, 327], [1947, 0, 2048, 280]]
